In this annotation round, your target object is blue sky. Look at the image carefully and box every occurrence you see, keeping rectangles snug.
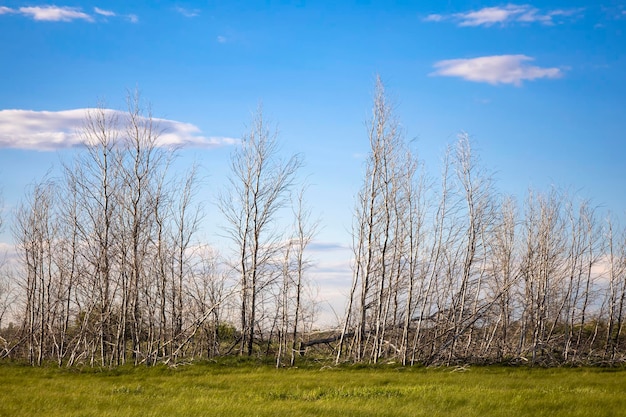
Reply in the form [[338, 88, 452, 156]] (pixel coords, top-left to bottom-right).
[[1, 1, 625, 324]]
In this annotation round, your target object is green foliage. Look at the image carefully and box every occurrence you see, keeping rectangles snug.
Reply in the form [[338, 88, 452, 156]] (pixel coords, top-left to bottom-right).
[[216, 322, 237, 341], [1, 363, 625, 416]]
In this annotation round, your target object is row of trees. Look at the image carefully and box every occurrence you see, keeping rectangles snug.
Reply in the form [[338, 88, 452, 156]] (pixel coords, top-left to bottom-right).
[[336, 77, 626, 366], [1, 80, 626, 367], [0, 95, 317, 367]]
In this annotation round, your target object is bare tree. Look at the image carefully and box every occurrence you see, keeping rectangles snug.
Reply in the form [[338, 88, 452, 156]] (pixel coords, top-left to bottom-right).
[[555, 200, 599, 363], [518, 189, 567, 364], [13, 179, 58, 365], [6, 85, 626, 368], [275, 186, 317, 367], [338, 76, 430, 364], [398, 148, 429, 365], [168, 165, 203, 362], [186, 245, 227, 359], [603, 215, 626, 363], [449, 133, 495, 362], [68, 104, 121, 366], [38, 95, 208, 367], [219, 106, 301, 356], [410, 147, 456, 366], [339, 76, 402, 362], [0, 189, 9, 333], [486, 196, 518, 360], [289, 194, 315, 366], [116, 91, 171, 364]]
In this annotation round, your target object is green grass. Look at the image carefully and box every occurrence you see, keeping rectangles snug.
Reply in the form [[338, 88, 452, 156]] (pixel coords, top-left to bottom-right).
[[1, 362, 625, 416]]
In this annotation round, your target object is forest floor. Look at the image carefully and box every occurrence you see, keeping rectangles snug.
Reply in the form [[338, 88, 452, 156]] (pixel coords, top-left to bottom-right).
[[1, 360, 625, 416]]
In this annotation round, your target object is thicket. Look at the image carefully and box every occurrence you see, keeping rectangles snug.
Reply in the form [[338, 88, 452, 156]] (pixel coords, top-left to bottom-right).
[[1, 81, 626, 368]]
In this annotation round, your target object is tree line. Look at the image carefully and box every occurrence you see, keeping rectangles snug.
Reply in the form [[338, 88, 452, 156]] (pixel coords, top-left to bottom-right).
[[1, 81, 626, 367], [336, 77, 626, 366], [0, 94, 316, 367]]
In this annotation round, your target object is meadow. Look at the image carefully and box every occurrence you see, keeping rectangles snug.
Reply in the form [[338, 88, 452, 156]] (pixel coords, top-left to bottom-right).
[[0, 361, 625, 416]]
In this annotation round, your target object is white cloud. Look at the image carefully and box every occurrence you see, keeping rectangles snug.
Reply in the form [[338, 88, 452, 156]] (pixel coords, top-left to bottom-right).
[[0, 109, 236, 151], [0, 5, 138, 23], [175, 7, 200, 17], [307, 240, 353, 328], [431, 55, 563, 86], [423, 13, 443, 22], [19, 6, 93, 22], [0, 242, 18, 264], [155, 118, 237, 148], [308, 241, 349, 253], [94, 7, 115, 17], [424, 4, 583, 27], [458, 5, 528, 26], [591, 254, 611, 284], [217, 35, 227, 43]]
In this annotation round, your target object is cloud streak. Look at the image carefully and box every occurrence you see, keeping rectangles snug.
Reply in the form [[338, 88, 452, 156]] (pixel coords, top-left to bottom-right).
[[0, 109, 237, 151], [94, 7, 115, 17], [17, 6, 93, 22], [431, 55, 563, 86], [425, 4, 583, 27], [0, 5, 137, 23], [174, 7, 200, 18]]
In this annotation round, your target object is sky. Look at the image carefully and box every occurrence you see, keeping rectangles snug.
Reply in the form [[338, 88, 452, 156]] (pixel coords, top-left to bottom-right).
[[1, 1, 625, 326]]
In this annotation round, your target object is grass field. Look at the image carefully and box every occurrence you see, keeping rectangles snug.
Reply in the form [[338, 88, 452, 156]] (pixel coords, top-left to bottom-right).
[[1, 361, 625, 416]]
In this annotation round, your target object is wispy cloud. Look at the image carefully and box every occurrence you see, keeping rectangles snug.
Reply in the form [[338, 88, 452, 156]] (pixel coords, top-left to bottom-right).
[[423, 14, 443, 22], [431, 55, 563, 86], [94, 7, 115, 17], [424, 4, 583, 27], [601, 5, 626, 20], [307, 240, 353, 327], [174, 6, 200, 18], [0, 5, 137, 23], [0, 109, 237, 151], [18, 6, 93, 22], [0, 242, 18, 264], [217, 35, 227, 43], [308, 241, 349, 253]]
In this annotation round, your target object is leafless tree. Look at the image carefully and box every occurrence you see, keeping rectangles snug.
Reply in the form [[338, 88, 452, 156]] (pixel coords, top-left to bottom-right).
[[485, 195, 519, 360], [518, 189, 567, 364], [275, 186, 317, 367], [397, 148, 429, 365], [218, 106, 301, 356], [167, 165, 204, 362], [186, 245, 227, 358], [289, 193, 316, 366], [554, 200, 599, 363], [339, 76, 401, 362], [67, 104, 122, 366], [338, 76, 431, 364], [6, 86, 626, 368], [113, 91, 176, 364], [603, 215, 626, 363], [13, 179, 59, 365], [7, 94, 213, 367], [0, 190, 11, 334]]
